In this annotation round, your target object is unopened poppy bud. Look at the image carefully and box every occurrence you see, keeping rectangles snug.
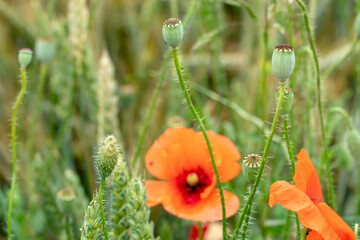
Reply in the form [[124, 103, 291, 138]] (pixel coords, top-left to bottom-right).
[[35, 38, 56, 62], [162, 18, 183, 48], [272, 44, 295, 82], [97, 135, 121, 178], [18, 48, 33, 68], [335, 144, 354, 170], [347, 129, 360, 159], [276, 88, 294, 117], [243, 154, 261, 184], [56, 188, 76, 214]]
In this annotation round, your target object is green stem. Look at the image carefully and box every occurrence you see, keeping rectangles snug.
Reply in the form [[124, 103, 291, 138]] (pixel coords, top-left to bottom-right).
[[172, 48, 227, 240], [7, 66, 28, 239], [66, 215, 71, 240], [98, 178, 109, 240], [282, 210, 291, 240], [130, 0, 198, 170], [302, 228, 308, 240], [295, 0, 336, 210], [232, 84, 285, 240], [326, 107, 353, 131], [240, 189, 253, 240], [283, 118, 301, 239], [198, 222, 202, 240], [354, 223, 359, 239]]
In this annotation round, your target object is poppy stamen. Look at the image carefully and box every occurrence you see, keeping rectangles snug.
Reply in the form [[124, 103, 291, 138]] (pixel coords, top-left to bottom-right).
[[186, 173, 199, 187]]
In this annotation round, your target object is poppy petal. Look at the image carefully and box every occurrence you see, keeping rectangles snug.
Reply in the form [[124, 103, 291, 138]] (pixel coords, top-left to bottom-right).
[[145, 180, 173, 207], [145, 127, 221, 181], [162, 188, 240, 222], [306, 230, 323, 240], [293, 149, 323, 205], [208, 131, 241, 183], [317, 202, 356, 240], [269, 181, 340, 240]]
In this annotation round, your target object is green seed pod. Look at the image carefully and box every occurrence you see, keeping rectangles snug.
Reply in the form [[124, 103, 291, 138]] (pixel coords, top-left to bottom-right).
[[18, 48, 33, 68], [35, 38, 56, 62], [162, 18, 183, 48], [276, 88, 294, 117], [97, 135, 121, 178], [272, 44, 295, 82], [334, 144, 354, 170], [347, 129, 360, 159], [56, 188, 76, 214], [242, 154, 261, 184]]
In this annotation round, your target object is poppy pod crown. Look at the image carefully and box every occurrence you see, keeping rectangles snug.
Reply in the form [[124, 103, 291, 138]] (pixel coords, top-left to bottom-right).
[[145, 127, 241, 222]]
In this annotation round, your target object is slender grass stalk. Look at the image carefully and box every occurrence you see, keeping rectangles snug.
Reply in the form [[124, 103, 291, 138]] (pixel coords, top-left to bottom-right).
[[172, 48, 228, 240], [98, 178, 109, 240], [232, 84, 285, 240], [326, 107, 353, 131], [7, 66, 28, 239], [27, 63, 48, 158], [130, 0, 198, 169], [295, 0, 336, 210], [198, 222, 202, 240], [355, 223, 359, 239]]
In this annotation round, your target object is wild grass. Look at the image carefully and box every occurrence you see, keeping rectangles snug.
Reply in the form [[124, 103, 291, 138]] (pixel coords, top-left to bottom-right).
[[0, 0, 360, 239]]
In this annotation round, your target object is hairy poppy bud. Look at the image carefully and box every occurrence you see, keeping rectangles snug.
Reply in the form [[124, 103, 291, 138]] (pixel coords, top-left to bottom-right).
[[276, 87, 294, 117], [56, 188, 76, 214], [272, 44, 295, 82], [243, 154, 261, 184], [334, 144, 354, 170], [18, 48, 33, 68], [97, 135, 121, 178], [347, 129, 360, 159], [35, 38, 56, 62], [162, 18, 183, 48]]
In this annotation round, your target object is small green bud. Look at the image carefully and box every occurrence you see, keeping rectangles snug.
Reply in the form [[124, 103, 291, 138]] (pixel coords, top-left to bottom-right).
[[272, 44, 295, 82], [276, 88, 294, 117], [347, 129, 360, 159], [35, 38, 56, 62], [56, 188, 75, 214], [18, 48, 33, 68], [242, 154, 261, 184], [334, 144, 354, 170], [97, 135, 121, 178], [162, 18, 183, 48]]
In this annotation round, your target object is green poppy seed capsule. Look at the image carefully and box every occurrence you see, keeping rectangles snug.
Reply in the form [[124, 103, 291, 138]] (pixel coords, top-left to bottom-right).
[[56, 188, 76, 214], [242, 154, 261, 184], [272, 44, 295, 82], [18, 48, 33, 68], [162, 18, 183, 48], [35, 38, 56, 62], [347, 129, 360, 159], [97, 135, 121, 178], [276, 87, 294, 118]]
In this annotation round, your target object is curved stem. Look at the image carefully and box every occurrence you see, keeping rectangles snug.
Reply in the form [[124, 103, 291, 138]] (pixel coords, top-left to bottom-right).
[[326, 107, 353, 131], [172, 48, 227, 240], [130, 0, 198, 170], [7, 66, 27, 239], [98, 177, 109, 240], [232, 84, 285, 240], [295, 0, 336, 210]]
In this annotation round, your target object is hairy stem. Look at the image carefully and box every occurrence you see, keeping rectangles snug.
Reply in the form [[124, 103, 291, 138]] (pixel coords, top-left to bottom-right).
[[99, 177, 109, 240], [232, 84, 285, 240], [8, 66, 28, 239], [172, 48, 227, 240]]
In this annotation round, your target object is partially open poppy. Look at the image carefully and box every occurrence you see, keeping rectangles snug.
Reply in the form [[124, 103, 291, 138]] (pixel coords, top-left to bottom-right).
[[269, 149, 356, 240], [145, 127, 241, 222]]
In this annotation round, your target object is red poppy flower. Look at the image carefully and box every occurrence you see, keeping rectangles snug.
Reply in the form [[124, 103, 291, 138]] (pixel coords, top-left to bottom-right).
[[145, 127, 241, 222], [269, 149, 356, 240]]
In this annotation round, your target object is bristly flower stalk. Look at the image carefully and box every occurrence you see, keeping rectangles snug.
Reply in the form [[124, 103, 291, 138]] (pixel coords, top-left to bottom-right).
[[7, 48, 33, 239]]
